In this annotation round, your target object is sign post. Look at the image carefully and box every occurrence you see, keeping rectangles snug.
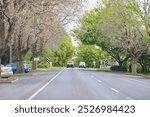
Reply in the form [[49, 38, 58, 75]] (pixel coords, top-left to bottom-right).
[[33, 57, 40, 70]]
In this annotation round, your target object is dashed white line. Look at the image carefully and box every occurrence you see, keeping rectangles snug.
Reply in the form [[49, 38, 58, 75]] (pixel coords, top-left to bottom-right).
[[27, 68, 65, 100], [98, 80, 102, 83], [111, 88, 119, 93]]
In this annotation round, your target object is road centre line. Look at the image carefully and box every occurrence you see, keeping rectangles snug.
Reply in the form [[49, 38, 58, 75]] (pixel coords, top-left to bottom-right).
[[97, 80, 102, 83], [111, 88, 119, 93], [27, 68, 65, 100]]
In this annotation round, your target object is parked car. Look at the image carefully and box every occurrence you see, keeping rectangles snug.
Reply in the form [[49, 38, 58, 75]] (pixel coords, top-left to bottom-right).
[[67, 60, 74, 68], [79, 61, 86, 68], [6, 63, 30, 73], [24, 64, 30, 73], [6, 63, 17, 73], [1, 64, 13, 78]]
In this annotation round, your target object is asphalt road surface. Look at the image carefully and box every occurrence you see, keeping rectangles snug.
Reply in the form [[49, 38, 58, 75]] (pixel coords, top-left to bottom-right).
[[0, 68, 150, 100]]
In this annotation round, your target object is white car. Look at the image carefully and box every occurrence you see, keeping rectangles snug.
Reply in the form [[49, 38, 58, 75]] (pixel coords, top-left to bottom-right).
[[67, 60, 74, 68], [1, 64, 13, 78], [79, 61, 86, 68]]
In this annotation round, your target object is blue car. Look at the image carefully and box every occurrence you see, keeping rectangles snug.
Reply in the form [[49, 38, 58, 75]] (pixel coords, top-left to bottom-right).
[[24, 64, 30, 73], [6, 63, 30, 73]]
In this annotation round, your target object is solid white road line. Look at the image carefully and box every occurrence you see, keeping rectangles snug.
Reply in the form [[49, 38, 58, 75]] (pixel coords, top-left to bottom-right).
[[27, 68, 65, 100], [111, 88, 119, 93]]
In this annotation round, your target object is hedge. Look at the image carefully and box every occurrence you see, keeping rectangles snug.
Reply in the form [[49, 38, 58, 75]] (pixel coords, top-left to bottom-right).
[[110, 65, 127, 72]]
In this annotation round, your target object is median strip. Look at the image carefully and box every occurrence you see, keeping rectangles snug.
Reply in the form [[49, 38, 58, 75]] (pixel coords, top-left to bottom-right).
[[27, 68, 65, 100]]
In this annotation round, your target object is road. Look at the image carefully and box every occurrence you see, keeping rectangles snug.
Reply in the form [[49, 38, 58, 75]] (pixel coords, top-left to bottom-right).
[[0, 68, 150, 100]]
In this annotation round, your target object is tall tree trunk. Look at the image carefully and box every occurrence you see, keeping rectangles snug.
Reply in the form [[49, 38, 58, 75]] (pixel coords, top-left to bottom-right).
[[32, 57, 37, 70], [131, 58, 138, 74], [117, 60, 123, 67], [31, 39, 44, 70], [31, 48, 39, 70], [16, 54, 24, 73]]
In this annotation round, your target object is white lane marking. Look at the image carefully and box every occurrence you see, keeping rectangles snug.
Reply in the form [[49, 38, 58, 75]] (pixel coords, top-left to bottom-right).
[[27, 68, 65, 100], [111, 88, 119, 93], [98, 80, 102, 83]]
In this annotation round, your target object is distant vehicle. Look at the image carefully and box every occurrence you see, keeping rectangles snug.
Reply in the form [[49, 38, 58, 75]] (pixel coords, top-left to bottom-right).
[[67, 60, 74, 68], [6, 63, 30, 73], [79, 61, 86, 68], [1, 64, 13, 78]]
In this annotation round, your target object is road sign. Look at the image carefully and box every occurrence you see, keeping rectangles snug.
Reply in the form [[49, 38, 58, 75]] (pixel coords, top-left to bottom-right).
[[46, 57, 51, 64], [34, 57, 39, 61]]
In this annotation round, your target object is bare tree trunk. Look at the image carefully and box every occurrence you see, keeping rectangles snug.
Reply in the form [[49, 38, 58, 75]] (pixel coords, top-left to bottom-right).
[[31, 47, 39, 70], [16, 54, 24, 73], [131, 58, 138, 74], [31, 38, 44, 70], [32, 58, 37, 70]]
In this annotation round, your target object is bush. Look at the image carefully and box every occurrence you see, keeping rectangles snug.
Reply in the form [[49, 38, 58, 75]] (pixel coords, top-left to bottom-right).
[[110, 65, 127, 72], [37, 63, 51, 68]]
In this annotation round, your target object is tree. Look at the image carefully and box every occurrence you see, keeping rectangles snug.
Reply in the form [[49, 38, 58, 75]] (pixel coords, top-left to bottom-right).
[[136, 0, 150, 40], [0, 0, 83, 73], [139, 50, 150, 72], [57, 35, 74, 66], [76, 44, 111, 68], [27, 0, 83, 70], [0, 0, 16, 55], [73, 8, 129, 67], [97, 0, 148, 74], [0, 0, 17, 75]]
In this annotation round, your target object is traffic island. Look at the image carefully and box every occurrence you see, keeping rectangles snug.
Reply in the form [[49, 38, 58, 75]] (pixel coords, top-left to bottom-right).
[[0, 77, 18, 83]]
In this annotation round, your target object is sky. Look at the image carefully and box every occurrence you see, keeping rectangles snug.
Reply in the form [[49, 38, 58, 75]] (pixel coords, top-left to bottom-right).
[[65, 0, 99, 31]]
